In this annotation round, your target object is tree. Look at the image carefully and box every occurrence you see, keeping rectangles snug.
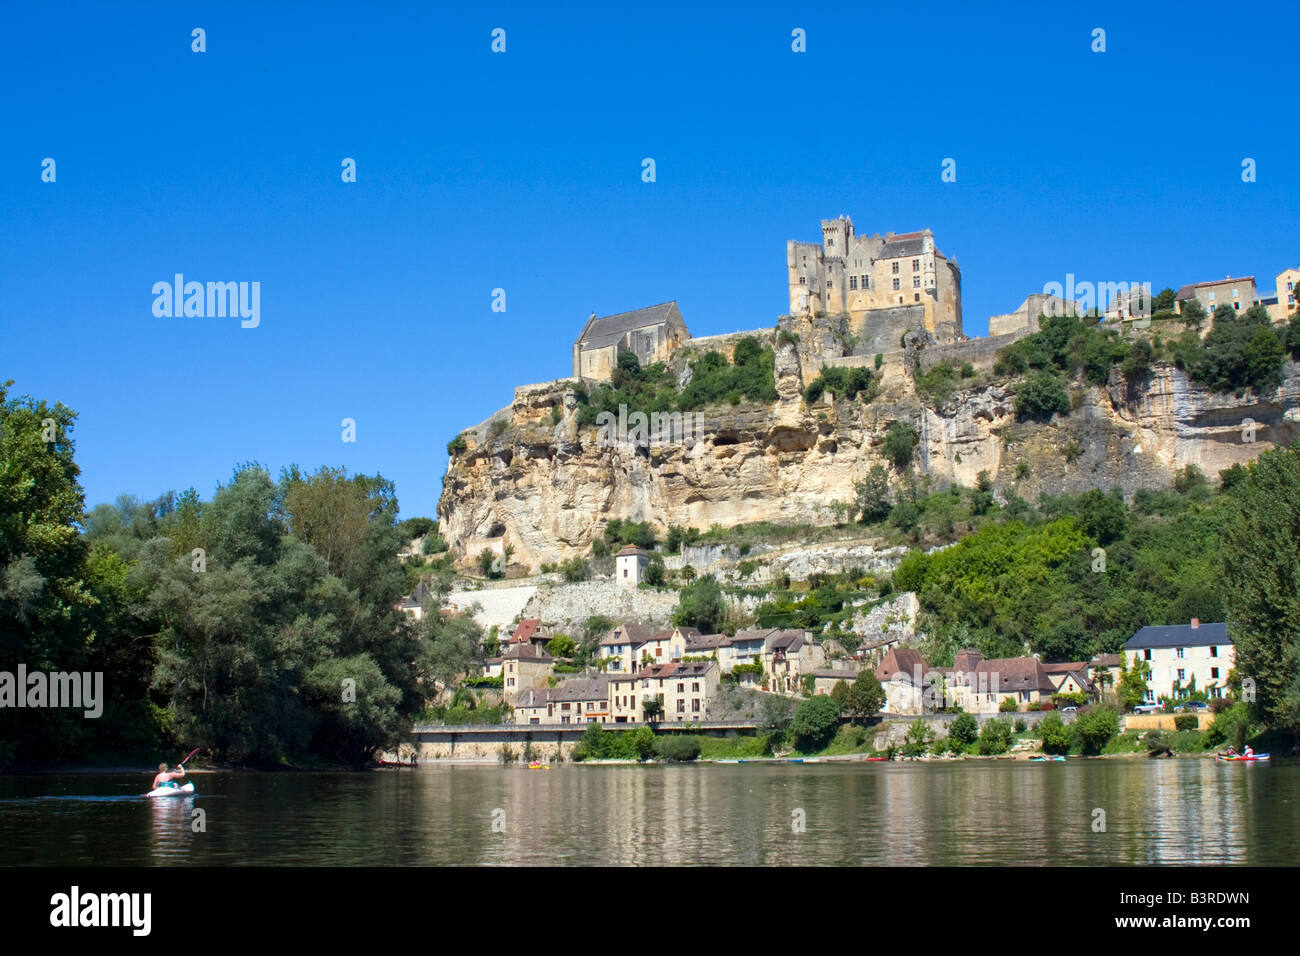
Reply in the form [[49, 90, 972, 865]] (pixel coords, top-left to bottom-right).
[[976, 717, 1012, 755], [847, 671, 885, 720], [644, 553, 666, 586], [882, 421, 919, 471], [1014, 370, 1070, 422], [1038, 712, 1072, 754], [1285, 312, 1300, 360], [1073, 706, 1119, 754], [949, 712, 979, 747], [476, 548, 496, 577], [1116, 655, 1151, 712], [789, 695, 841, 751], [1153, 288, 1176, 313], [1219, 443, 1300, 735], [545, 635, 576, 658], [672, 574, 726, 633], [642, 696, 664, 721], [1076, 488, 1126, 545], [1181, 298, 1207, 331], [854, 464, 892, 523], [830, 679, 851, 713]]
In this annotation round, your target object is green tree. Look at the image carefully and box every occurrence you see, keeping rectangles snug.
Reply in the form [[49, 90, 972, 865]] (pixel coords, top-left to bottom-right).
[[882, 421, 919, 471], [854, 464, 892, 523], [830, 679, 851, 713], [1037, 713, 1071, 754], [672, 574, 726, 633], [642, 696, 664, 722], [949, 712, 979, 748], [1116, 655, 1151, 712], [1219, 443, 1300, 734], [1181, 298, 1207, 331], [789, 694, 841, 751], [1015, 370, 1070, 422], [1072, 706, 1119, 754], [545, 634, 576, 658], [976, 717, 1012, 755], [847, 670, 886, 720]]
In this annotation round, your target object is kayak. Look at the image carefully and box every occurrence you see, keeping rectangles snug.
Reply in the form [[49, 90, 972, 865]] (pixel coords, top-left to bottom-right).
[[1216, 753, 1269, 762], [527, 762, 550, 770], [146, 782, 196, 797], [1030, 756, 1065, 762]]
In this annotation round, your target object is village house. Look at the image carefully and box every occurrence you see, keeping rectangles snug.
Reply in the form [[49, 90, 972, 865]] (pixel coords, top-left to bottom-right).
[[1124, 619, 1234, 703], [509, 618, 550, 650], [615, 545, 650, 588], [958, 656, 1058, 714], [598, 623, 666, 673], [809, 666, 864, 696], [511, 677, 612, 726], [501, 643, 554, 700], [875, 648, 930, 715], [608, 661, 717, 723], [1042, 661, 1097, 699], [396, 580, 434, 621], [1175, 276, 1261, 318], [763, 629, 827, 694]]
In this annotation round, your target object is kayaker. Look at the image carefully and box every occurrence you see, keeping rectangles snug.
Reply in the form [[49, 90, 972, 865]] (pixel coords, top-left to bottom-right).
[[1243, 745, 1254, 758], [152, 763, 186, 790], [1225, 747, 1237, 757]]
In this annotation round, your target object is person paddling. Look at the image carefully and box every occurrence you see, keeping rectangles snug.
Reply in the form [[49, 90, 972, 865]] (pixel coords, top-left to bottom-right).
[[152, 763, 186, 790]]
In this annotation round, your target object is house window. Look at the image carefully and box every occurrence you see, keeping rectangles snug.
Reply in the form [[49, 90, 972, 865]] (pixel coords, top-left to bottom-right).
[[862, 275, 869, 288], [914, 294, 920, 302], [655, 646, 662, 657], [692, 682, 699, 692], [1234, 302, 1240, 310], [892, 278, 900, 291], [1209, 646, 1217, 657], [1176, 647, 1184, 659], [677, 700, 685, 712], [849, 276, 858, 290], [562, 702, 570, 710], [622, 568, 627, 578], [693, 699, 701, 712], [1177, 668, 1186, 682], [913, 276, 921, 288], [507, 678, 515, 687], [677, 683, 684, 693], [1210, 668, 1219, 679], [892, 262, 900, 274], [1143, 649, 1152, 661]]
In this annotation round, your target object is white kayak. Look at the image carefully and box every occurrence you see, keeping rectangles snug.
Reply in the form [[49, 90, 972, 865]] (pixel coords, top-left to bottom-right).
[[146, 782, 196, 798]]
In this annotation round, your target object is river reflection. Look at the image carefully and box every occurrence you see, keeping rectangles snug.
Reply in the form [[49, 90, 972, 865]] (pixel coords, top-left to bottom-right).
[[0, 760, 1292, 866]]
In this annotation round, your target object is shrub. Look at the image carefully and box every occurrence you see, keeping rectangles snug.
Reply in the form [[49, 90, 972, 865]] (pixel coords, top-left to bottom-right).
[[1073, 706, 1120, 754], [902, 718, 932, 757], [1145, 730, 1172, 756], [1038, 713, 1072, 754], [447, 435, 468, 455], [789, 695, 841, 751], [559, 557, 590, 582], [949, 712, 979, 747], [882, 421, 919, 470], [1173, 713, 1199, 732], [653, 734, 703, 762], [977, 718, 1013, 755], [999, 696, 1019, 713], [1015, 371, 1070, 422]]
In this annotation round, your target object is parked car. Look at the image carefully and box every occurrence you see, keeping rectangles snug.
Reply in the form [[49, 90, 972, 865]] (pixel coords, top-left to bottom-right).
[[1133, 703, 1163, 714], [1061, 706, 1078, 713], [1174, 701, 1208, 713]]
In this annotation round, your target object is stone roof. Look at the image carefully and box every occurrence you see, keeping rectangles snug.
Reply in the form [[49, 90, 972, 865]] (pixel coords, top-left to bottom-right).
[[599, 624, 668, 647], [548, 677, 610, 703], [1090, 653, 1122, 667], [501, 644, 553, 662], [809, 669, 859, 680], [876, 648, 927, 684], [615, 545, 649, 558], [575, 301, 680, 349], [684, 633, 732, 652], [1042, 661, 1088, 674], [878, 236, 926, 259], [1175, 278, 1254, 299], [975, 657, 1056, 694], [623, 661, 715, 681], [767, 630, 808, 652], [1125, 622, 1229, 650]]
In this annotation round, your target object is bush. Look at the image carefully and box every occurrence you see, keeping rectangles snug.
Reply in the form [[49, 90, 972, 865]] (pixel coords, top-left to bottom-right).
[[447, 435, 468, 456], [882, 421, 919, 470], [901, 718, 932, 757], [1073, 706, 1120, 754], [1145, 730, 1172, 756], [977, 718, 1013, 755], [789, 695, 841, 752], [999, 696, 1019, 713], [654, 735, 703, 762], [1173, 714, 1199, 732], [559, 557, 590, 582], [1038, 713, 1072, 754], [949, 712, 979, 747], [1015, 371, 1071, 422]]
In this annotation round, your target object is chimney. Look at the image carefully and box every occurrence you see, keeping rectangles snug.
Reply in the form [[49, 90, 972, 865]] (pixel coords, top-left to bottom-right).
[[1191, 617, 1200, 629]]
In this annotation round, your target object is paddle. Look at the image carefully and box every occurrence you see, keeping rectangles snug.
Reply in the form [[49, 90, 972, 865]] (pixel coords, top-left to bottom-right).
[[142, 748, 201, 795]]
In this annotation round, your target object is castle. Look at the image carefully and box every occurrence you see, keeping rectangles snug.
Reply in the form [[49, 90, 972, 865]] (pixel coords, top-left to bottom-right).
[[787, 217, 963, 347], [572, 217, 962, 382]]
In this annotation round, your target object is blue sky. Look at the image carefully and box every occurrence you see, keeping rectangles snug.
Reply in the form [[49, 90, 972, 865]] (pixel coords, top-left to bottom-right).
[[3, 1, 1297, 520]]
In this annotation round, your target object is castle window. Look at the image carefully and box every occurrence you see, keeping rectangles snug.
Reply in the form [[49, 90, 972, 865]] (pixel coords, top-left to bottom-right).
[[849, 276, 858, 290], [799, 277, 806, 285], [891, 262, 900, 274], [827, 238, 835, 247], [914, 293, 921, 302], [913, 276, 921, 288], [862, 275, 869, 288], [913, 259, 920, 271], [892, 278, 900, 291]]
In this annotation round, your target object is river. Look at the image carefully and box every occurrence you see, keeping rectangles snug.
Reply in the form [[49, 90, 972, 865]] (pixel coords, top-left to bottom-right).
[[1, 758, 1293, 866]]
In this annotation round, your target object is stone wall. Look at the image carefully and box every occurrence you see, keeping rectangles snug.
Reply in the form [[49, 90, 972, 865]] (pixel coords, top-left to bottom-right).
[[915, 331, 1029, 373]]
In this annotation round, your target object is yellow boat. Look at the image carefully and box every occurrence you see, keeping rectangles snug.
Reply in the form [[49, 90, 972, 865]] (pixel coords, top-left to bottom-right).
[[527, 761, 550, 770]]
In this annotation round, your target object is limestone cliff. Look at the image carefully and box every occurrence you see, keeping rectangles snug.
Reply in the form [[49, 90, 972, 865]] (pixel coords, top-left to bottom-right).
[[437, 330, 1300, 572]]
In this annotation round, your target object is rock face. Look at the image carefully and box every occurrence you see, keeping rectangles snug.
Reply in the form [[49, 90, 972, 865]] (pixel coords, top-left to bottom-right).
[[437, 349, 1300, 572]]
